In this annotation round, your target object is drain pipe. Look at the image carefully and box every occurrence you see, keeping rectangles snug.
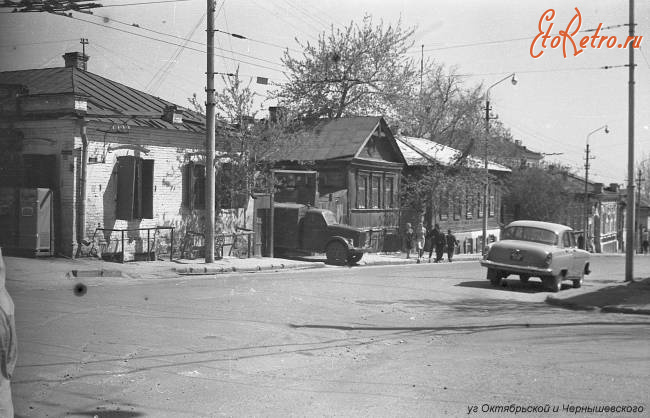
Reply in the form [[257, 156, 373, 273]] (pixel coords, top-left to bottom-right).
[[76, 121, 89, 256]]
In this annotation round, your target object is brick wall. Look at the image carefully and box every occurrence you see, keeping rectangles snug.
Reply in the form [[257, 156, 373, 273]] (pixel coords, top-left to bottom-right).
[[83, 122, 250, 256]]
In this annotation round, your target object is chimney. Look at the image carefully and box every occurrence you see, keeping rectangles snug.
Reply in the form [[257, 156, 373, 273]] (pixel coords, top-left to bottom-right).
[[63, 52, 89, 71], [593, 182, 604, 194], [514, 139, 522, 146], [609, 183, 619, 192], [162, 105, 183, 124]]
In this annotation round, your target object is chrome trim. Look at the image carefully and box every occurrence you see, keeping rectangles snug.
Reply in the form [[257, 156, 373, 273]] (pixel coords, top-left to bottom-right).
[[479, 259, 553, 275]]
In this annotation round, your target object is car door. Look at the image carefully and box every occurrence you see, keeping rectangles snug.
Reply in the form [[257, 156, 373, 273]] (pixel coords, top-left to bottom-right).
[[562, 231, 582, 277], [558, 231, 578, 276], [569, 231, 588, 275]]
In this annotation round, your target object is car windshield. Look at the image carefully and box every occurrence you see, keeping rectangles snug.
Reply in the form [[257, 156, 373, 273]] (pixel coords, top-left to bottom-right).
[[503, 226, 558, 245]]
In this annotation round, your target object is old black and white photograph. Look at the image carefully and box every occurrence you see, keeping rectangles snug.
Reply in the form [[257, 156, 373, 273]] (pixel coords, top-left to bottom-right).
[[0, 0, 649, 416]]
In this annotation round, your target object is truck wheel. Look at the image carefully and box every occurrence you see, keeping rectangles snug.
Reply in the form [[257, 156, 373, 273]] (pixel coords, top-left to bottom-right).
[[326, 241, 348, 265], [347, 253, 363, 265]]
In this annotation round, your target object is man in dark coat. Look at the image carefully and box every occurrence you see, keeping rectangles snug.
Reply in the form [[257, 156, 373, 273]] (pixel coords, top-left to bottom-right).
[[427, 224, 446, 263], [445, 229, 458, 262]]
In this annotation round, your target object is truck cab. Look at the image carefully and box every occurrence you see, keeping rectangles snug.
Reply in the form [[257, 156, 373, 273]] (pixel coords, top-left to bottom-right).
[[273, 203, 372, 265]]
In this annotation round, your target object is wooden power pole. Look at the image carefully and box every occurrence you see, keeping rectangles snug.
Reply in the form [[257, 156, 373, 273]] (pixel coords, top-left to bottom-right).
[[205, 0, 216, 263]]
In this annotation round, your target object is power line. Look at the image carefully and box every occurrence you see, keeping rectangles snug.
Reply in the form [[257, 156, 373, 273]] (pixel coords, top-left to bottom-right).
[[408, 25, 630, 55], [0, 38, 78, 48], [145, 12, 206, 94], [55, 12, 285, 72]]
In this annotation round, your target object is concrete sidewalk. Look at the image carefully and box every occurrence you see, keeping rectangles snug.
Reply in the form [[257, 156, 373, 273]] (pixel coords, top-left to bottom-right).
[[2, 251, 480, 285], [3, 252, 649, 315], [546, 276, 650, 315]]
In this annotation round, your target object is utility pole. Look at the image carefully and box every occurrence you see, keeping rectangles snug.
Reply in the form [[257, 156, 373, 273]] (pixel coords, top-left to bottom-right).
[[205, 0, 216, 263], [583, 142, 595, 247], [636, 168, 644, 253], [625, 0, 636, 282]]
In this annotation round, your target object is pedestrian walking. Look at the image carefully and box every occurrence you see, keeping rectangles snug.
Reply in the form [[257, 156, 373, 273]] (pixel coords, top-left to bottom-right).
[[415, 222, 426, 263], [404, 223, 414, 259], [445, 229, 458, 262], [427, 224, 446, 263], [0, 248, 16, 418], [643, 228, 649, 255]]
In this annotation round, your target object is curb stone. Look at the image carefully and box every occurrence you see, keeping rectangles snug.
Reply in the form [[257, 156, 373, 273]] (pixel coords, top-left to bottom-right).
[[545, 296, 650, 315]]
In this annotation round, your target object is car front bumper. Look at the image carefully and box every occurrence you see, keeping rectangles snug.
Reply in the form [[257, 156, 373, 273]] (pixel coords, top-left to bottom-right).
[[479, 259, 553, 276]]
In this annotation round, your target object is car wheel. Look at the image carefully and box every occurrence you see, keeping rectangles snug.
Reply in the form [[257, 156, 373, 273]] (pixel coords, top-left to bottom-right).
[[572, 272, 584, 288], [326, 241, 348, 266], [545, 275, 562, 292], [519, 274, 530, 283], [487, 269, 502, 287]]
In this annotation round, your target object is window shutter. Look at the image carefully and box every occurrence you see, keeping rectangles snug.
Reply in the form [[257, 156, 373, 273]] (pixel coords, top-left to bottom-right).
[[116, 156, 136, 220], [182, 163, 191, 209], [141, 159, 154, 219]]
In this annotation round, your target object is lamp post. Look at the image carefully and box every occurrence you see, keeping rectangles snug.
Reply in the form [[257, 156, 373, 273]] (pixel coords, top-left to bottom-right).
[[482, 73, 517, 254], [582, 125, 609, 251]]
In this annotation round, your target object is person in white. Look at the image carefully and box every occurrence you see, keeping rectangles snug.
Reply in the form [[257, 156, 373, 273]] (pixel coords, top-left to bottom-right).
[[0, 248, 16, 417]]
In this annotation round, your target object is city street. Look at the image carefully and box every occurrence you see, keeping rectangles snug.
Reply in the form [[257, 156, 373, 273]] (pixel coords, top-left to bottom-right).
[[7, 256, 650, 417]]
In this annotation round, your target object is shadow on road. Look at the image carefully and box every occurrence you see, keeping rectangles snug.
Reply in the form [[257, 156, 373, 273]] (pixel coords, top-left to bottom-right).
[[63, 411, 144, 418], [456, 279, 569, 293]]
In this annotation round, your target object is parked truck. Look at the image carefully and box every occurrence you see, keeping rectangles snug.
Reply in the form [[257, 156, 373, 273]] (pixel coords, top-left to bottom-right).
[[273, 203, 372, 265]]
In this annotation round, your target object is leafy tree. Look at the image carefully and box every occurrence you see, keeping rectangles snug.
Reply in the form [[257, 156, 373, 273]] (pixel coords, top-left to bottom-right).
[[503, 166, 572, 222], [189, 69, 300, 210], [274, 15, 417, 119], [0, 0, 102, 13], [401, 162, 484, 225]]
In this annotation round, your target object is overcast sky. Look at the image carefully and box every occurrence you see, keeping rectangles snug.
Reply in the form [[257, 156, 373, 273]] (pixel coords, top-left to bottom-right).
[[1, 0, 648, 185]]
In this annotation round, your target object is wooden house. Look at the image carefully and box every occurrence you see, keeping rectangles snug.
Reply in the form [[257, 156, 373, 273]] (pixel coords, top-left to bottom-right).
[[272, 116, 405, 251], [395, 135, 511, 254]]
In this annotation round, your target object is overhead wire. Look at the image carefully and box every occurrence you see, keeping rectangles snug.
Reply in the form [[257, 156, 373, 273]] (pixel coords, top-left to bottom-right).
[[53, 11, 285, 73], [145, 11, 206, 94]]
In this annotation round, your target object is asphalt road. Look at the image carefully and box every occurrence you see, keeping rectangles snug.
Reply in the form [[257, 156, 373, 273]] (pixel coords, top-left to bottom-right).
[[9, 257, 650, 417]]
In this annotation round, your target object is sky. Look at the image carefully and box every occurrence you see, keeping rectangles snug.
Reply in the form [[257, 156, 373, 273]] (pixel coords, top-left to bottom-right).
[[1, 0, 649, 186]]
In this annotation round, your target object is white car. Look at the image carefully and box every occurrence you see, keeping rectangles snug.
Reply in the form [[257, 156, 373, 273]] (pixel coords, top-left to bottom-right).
[[480, 220, 591, 292]]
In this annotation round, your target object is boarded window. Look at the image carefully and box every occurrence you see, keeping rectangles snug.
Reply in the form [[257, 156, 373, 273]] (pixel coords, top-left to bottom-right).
[[116, 156, 154, 220]]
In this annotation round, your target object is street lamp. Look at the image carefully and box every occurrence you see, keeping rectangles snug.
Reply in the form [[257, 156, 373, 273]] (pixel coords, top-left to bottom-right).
[[482, 73, 517, 254], [583, 125, 609, 251]]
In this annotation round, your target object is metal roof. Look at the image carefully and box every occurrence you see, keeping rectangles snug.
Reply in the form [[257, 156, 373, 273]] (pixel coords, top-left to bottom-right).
[[0, 66, 205, 133], [279, 116, 383, 161], [395, 135, 511, 172]]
